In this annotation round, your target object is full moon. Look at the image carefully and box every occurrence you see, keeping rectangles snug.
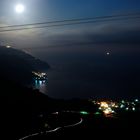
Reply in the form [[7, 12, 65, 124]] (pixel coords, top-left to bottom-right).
[[15, 4, 25, 13]]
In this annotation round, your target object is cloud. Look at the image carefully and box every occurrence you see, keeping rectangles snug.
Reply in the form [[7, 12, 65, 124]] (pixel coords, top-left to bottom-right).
[[45, 20, 140, 45], [0, 18, 140, 49]]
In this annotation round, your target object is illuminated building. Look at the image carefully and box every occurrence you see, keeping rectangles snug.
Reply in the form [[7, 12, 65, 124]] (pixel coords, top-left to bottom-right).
[[32, 71, 48, 80]]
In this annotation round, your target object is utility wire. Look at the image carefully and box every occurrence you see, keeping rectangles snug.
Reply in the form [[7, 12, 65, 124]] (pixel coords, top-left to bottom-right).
[[0, 16, 140, 32], [0, 12, 140, 32], [0, 12, 140, 29]]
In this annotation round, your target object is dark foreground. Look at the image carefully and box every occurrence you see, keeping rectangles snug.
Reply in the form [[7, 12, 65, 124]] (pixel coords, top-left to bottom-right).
[[0, 78, 140, 139], [17, 111, 140, 140]]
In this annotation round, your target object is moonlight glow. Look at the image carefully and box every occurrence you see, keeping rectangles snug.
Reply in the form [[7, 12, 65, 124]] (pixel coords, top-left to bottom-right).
[[15, 4, 25, 13]]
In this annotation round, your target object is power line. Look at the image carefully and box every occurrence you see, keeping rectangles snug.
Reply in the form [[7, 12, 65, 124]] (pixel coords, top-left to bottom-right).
[[0, 12, 140, 29], [0, 16, 140, 33], [0, 12, 140, 33]]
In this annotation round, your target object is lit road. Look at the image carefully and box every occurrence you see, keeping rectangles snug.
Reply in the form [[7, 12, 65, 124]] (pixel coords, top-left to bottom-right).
[[63, 118, 83, 128], [19, 118, 83, 140], [18, 127, 61, 140]]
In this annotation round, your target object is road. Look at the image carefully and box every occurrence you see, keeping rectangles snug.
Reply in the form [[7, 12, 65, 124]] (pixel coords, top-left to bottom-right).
[[19, 117, 83, 140]]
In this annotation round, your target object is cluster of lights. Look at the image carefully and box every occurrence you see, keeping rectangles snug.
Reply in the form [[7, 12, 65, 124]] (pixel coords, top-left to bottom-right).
[[99, 102, 116, 115], [53, 110, 102, 116], [119, 99, 139, 111], [32, 71, 47, 80], [91, 98, 140, 115]]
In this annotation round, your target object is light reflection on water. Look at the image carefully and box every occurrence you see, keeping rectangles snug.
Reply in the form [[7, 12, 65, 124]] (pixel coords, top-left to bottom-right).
[[33, 79, 48, 94]]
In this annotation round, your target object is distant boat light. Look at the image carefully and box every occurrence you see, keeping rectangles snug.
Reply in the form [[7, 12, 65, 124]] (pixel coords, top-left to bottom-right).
[[107, 52, 110, 55]]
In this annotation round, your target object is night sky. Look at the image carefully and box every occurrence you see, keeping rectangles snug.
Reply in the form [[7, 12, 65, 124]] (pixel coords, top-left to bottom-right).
[[0, 0, 140, 99]]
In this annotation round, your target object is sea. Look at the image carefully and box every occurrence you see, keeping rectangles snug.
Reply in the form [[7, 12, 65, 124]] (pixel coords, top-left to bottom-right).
[[31, 44, 140, 100]]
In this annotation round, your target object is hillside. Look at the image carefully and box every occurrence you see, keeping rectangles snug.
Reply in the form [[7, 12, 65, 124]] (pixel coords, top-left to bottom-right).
[[0, 45, 50, 84]]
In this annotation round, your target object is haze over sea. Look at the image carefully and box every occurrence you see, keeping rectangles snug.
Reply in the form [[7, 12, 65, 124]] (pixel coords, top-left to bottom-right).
[[32, 44, 140, 100]]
